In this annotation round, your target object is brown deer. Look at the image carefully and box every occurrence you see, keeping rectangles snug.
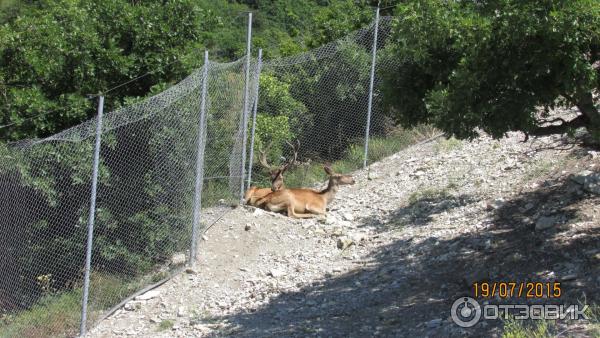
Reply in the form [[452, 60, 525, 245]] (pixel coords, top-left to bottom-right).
[[244, 140, 299, 206], [255, 165, 355, 218]]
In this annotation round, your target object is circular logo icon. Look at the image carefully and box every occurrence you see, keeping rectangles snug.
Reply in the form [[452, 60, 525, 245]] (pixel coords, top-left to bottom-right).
[[451, 297, 481, 327]]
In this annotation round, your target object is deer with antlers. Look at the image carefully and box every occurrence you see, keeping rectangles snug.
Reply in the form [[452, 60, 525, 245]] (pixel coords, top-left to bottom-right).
[[255, 165, 355, 218], [244, 140, 299, 206]]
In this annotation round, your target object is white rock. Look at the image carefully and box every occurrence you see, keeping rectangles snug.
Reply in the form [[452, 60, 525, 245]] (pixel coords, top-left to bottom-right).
[[337, 237, 354, 250], [268, 268, 286, 278], [487, 198, 505, 210], [124, 301, 140, 311], [135, 290, 160, 301], [350, 232, 367, 243], [343, 213, 355, 221], [170, 253, 187, 266]]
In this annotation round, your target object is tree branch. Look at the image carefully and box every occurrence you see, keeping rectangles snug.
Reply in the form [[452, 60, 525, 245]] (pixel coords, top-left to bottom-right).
[[530, 114, 588, 136], [539, 117, 567, 125]]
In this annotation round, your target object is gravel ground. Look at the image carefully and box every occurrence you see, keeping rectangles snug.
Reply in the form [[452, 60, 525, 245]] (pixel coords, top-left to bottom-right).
[[87, 131, 600, 338]]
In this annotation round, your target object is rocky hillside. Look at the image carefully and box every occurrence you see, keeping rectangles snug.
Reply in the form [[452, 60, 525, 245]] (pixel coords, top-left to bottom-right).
[[88, 131, 600, 337]]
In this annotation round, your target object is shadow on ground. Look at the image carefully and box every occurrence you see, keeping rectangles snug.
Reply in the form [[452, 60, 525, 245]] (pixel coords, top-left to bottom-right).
[[374, 192, 479, 232], [208, 173, 600, 337]]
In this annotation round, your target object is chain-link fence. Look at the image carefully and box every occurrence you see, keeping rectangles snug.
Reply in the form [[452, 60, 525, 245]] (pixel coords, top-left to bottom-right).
[[0, 14, 437, 337]]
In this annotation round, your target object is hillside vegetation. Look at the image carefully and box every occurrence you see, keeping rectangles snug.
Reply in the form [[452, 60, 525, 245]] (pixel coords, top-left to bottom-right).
[[0, 1, 598, 337]]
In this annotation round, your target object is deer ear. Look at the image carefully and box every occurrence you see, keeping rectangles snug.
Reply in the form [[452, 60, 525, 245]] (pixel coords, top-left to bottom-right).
[[323, 166, 333, 175]]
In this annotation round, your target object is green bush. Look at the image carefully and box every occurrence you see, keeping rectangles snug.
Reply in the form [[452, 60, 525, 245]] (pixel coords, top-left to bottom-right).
[[382, 0, 600, 140]]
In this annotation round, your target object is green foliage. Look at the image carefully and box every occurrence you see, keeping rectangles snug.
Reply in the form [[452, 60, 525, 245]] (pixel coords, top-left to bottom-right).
[[0, 0, 210, 140], [254, 114, 294, 158], [0, 1, 385, 142], [253, 73, 303, 164], [0, 289, 81, 338], [502, 318, 553, 338], [308, 0, 373, 48], [383, 0, 600, 139], [407, 187, 452, 206], [285, 40, 374, 160], [0, 271, 149, 338], [158, 320, 174, 331], [432, 137, 462, 154], [258, 73, 307, 120]]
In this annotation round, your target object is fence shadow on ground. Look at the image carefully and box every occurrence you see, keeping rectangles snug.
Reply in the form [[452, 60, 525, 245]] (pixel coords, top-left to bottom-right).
[[207, 175, 600, 337]]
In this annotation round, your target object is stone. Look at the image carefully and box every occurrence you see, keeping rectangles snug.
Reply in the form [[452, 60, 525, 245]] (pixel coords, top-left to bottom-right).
[[244, 223, 252, 231], [314, 226, 326, 235], [350, 232, 367, 243], [571, 170, 600, 195], [571, 170, 594, 185], [124, 301, 141, 311], [330, 227, 344, 237], [426, 318, 443, 328], [535, 216, 558, 231], [337, 237, 354, 250], [135, 290, 160, 301], [170, 253, 187, 266], [252, 208, 265, 217], [561, 274, 577, 281], [177, 306, 186, 317], [268, 268, 286, 278], [343, 213, 355, 221], [520, 202, 535, 213], [487, 198, 505, 210]]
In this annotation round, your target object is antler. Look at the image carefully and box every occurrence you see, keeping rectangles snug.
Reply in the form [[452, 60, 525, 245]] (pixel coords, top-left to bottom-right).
[[282, 140, 300, 172], [258, 141, 277, 172], [323, 162, 334, 176]]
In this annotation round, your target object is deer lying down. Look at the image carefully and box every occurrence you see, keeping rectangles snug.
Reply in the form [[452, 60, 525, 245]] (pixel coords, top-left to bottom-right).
[[244, 140, 299, 206], [255, 166, 355, 218]]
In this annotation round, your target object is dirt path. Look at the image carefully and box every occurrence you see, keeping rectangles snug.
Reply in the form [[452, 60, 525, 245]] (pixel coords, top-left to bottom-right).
[[88, 132, 600, 338]]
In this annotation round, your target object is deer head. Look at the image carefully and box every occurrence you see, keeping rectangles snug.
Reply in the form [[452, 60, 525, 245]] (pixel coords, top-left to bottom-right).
[[258, 140, 300, 191], [324, 165, 355, 186]]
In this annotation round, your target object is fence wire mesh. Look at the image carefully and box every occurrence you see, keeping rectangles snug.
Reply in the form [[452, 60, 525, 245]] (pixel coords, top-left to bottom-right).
[[0, 16, 436, 337]]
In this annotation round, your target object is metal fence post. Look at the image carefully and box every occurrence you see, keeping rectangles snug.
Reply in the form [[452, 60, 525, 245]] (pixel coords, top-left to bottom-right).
[[189, 51, 209, 268], [246, 48, 263, 190], [79, 95, 104, 336], [239, 12, 253, 203], [363, 6, 380, 168]]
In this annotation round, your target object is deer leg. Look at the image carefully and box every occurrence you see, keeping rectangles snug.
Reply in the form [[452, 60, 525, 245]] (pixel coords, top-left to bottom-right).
[[255, 196, 268, 207], [286, 205, 316, 218], [267, 203, 288, 213], [305, 204, 326, 215]]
